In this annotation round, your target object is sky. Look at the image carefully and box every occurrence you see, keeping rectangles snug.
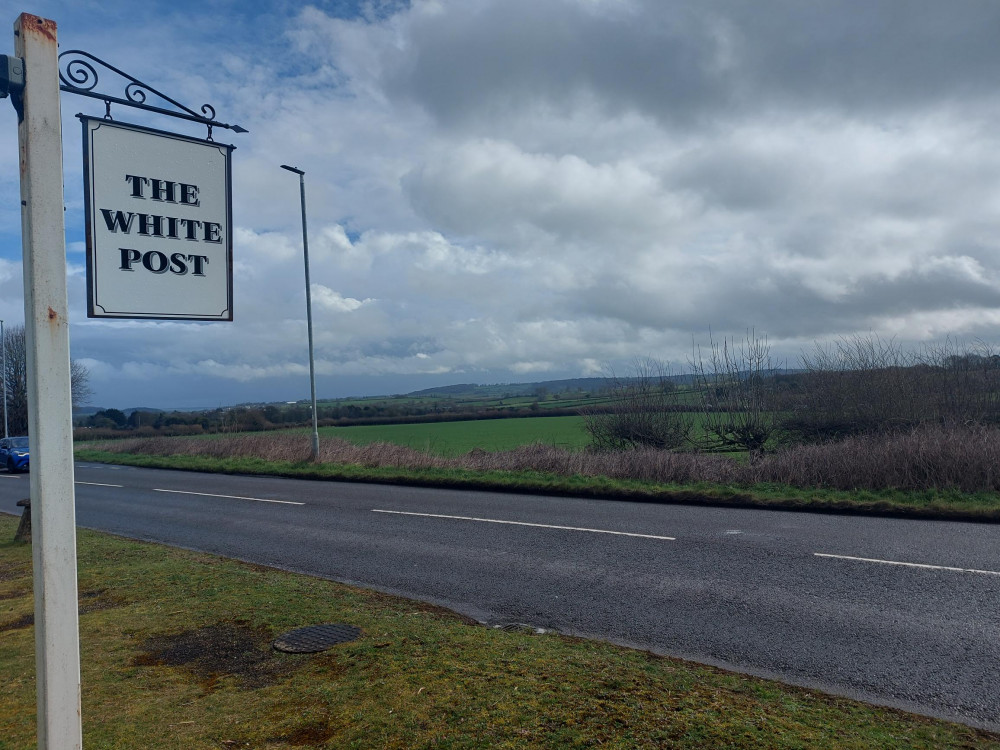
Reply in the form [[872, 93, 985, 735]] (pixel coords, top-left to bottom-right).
[[3, 0, 1000, 409]]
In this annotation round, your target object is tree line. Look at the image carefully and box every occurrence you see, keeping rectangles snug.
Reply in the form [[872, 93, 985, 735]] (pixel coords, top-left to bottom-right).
[[582, 333, 1000, 455]]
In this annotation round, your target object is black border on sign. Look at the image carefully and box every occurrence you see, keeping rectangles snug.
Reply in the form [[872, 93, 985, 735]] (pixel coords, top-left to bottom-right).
[[80, 115, 235, 321]]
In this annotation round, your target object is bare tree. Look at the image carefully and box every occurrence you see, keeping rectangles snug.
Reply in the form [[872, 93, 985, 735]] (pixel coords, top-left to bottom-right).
[[582, 357, 693, 451], [71, 360, 93, 410], [2, 324, 28, 435], [3, 323, 91, 435], [690, 330, 781, 454]]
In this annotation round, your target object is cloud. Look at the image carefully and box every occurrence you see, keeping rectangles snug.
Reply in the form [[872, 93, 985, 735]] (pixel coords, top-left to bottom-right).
[[311, 285, 374, 313], [387, 0, 1000, 130]]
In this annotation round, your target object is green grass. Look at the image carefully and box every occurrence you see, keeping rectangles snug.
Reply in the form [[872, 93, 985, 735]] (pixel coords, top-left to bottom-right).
[[314, 416, 592, 456], [304, 413, 720, 457], [1, 514, 996, 749]]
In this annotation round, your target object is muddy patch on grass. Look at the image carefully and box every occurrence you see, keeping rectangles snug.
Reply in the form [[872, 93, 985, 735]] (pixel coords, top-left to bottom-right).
[[0, 563, 29, 583], [0, 590, 128, 633], [133, 620, 301, 690], [272, 721, 337, 746], [78, 588, 128, 615], [0, 588, 28, 601], [0, 612, 34, 633]]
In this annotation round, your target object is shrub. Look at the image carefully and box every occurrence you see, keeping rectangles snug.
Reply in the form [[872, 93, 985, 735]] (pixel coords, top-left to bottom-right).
[[581, 358, 693, 451]]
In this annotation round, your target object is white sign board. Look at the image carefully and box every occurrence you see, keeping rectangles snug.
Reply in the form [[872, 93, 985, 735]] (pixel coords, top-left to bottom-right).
[[82, 117, 234, 320]]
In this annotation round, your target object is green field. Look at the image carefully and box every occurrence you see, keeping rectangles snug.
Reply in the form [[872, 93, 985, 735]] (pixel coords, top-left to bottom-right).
[[317, 416, 591, 456]]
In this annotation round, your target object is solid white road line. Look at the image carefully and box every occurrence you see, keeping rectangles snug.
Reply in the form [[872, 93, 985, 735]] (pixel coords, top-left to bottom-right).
[[75, 481, 123, 488], [815, 552, 1000, 577], [372, 509, 675, 540], [0, 474, 21, 479], [153, 488, 304, 506]]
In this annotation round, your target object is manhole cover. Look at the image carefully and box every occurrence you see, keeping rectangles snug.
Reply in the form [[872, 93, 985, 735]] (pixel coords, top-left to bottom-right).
[[273, 624, 362, 653]]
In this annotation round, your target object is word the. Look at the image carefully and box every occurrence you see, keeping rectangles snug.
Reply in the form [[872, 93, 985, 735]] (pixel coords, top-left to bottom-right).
[[125, 174, 200, 205]]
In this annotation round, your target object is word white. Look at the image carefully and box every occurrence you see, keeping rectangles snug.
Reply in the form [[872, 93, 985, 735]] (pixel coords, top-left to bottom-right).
[[101, 210, 222, 243]]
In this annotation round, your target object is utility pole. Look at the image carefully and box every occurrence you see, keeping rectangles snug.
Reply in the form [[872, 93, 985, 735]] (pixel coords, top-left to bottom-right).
[[11, 13, 83, 749], [281, 164, 320, 460]]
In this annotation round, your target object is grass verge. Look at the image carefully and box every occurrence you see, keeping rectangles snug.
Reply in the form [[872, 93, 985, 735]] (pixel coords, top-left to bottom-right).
[[75, 449, 1000, 522], [1, 514, 997, 749]]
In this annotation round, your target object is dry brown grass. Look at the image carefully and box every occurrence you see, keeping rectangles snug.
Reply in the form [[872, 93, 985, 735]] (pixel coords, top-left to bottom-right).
[[88, 423, 1000, 493]]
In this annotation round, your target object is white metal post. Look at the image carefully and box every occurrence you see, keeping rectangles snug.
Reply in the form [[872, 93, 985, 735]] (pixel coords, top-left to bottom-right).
[[15, 13, 83, 750]]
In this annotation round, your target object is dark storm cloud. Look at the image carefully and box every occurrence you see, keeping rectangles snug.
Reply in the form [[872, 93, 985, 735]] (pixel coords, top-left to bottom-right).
[[580, 252, 1000, 340], [388, 0, 1000, 129]]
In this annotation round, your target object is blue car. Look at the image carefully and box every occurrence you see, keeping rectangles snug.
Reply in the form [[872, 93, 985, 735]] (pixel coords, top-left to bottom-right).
[[0, 436, 29, 473]]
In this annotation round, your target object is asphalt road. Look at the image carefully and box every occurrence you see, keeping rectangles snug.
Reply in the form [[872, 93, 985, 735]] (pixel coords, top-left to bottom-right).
[[2, 462, 999, 731]]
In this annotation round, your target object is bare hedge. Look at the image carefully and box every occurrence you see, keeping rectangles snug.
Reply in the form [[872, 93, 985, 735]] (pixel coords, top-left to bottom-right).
[[89, 422, 1000, 493]]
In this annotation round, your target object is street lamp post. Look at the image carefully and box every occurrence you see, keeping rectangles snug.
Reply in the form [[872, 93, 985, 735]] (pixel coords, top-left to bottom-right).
[[1, 318, 6, 439], [281, 164, 320, 461]]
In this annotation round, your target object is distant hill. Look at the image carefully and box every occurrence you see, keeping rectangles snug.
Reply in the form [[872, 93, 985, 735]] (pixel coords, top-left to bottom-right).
[[74, 406, 168, 416], [403, 370, 802, 400], [407, 377, 613, 399], [406, 378, 607, 398]]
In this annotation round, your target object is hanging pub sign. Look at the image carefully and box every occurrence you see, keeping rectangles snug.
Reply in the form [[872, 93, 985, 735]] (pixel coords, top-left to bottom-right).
[[81, 116, 234, 320]]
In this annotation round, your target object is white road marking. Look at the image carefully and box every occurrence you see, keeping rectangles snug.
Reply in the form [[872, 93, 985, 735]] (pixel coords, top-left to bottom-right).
[[815, 553, 1000, 577], [0, 474, 21, 479], [372, 509, 675, 540], [153, 488, 304, 506], [76, 481, 123, 488]]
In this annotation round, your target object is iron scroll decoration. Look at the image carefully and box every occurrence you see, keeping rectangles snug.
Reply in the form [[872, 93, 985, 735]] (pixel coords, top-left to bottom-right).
[[58, 49, 248, 140]]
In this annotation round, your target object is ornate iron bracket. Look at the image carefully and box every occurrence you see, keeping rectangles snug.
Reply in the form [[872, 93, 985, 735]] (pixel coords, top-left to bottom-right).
[[58, 49, 247, 140]]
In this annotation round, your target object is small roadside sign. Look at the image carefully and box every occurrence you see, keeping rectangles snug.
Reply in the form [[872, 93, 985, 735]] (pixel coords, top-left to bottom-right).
[[81, 116, 234, 320]]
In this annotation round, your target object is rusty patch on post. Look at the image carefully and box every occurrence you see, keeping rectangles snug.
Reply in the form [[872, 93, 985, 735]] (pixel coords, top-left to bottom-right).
[[21, 14, 58, 44], [47, 307, 58, 322]]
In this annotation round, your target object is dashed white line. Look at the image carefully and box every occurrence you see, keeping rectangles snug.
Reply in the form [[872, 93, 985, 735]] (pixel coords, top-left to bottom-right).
[[0, 474, 21, 479], [76, 481, 123, 488], [153, 488, 304, 506], [372, 509, 675, 540], [815, 553, 1000, 577]]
